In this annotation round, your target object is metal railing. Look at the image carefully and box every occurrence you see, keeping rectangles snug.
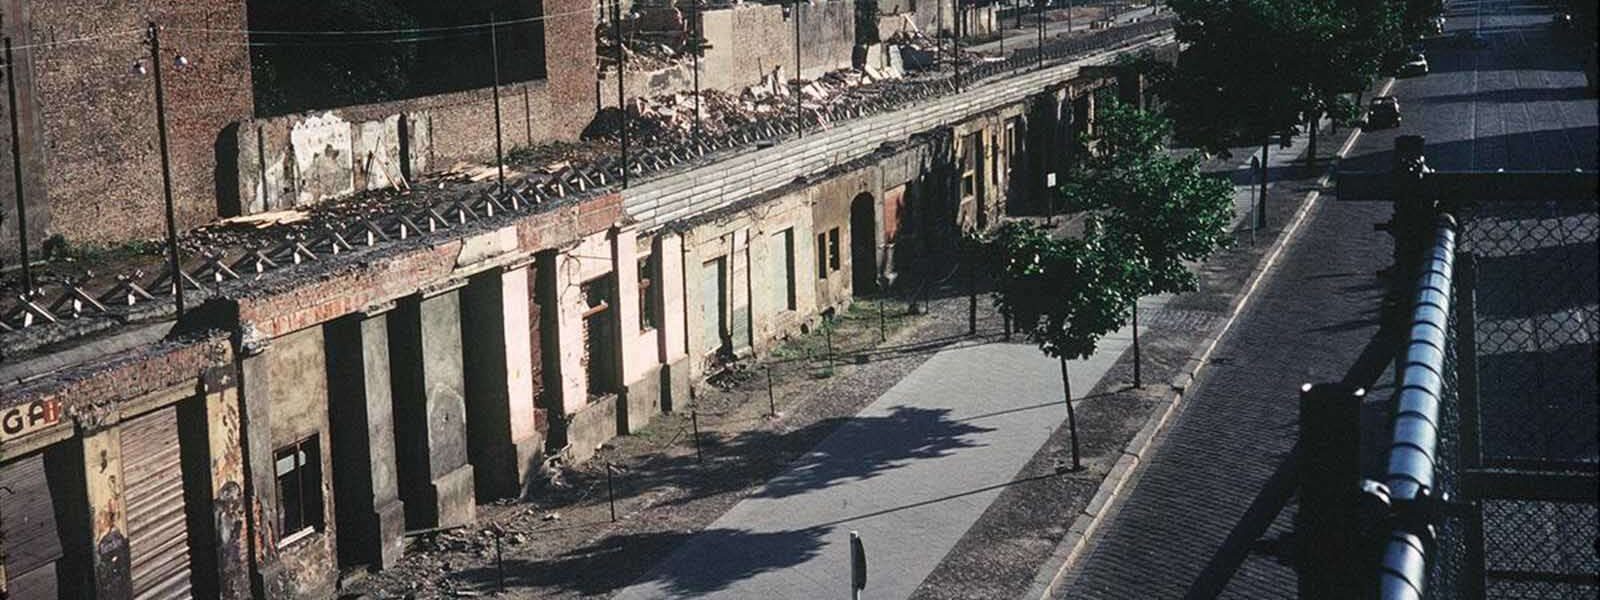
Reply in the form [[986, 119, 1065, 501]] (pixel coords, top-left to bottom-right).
[[1374, 214, 1463, 600]]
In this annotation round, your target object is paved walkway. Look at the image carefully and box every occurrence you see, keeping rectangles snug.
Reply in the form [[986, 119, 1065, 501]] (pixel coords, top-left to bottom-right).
[[1057, 1, 1598, 596], [614, 290, 1168, 599]]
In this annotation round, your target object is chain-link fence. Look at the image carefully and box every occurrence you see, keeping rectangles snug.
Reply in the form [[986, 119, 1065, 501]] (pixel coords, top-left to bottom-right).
[[1373, 194, 1599, 600]]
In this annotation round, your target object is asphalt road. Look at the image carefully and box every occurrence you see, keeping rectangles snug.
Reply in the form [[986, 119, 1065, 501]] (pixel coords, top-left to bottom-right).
[[1058, 0, 1597, 597]]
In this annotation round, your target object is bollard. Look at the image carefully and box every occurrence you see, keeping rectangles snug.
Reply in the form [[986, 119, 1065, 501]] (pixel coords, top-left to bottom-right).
[[1296, 382, 1364, 600], [605, 462, 617, 522], [766, 366, 777, 417], [691, 410, 703, 463]]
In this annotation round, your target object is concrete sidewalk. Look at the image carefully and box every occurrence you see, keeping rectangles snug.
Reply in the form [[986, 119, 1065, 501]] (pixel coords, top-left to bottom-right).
[[613, 293, 1169, 599], [607, 88, 1321, 600]]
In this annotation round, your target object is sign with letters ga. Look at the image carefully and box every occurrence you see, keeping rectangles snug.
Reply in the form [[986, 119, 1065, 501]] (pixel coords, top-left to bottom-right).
[[1, 398, 64, 443]]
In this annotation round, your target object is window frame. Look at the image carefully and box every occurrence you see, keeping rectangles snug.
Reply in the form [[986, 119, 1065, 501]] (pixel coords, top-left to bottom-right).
[[273, 435, 324, 547]]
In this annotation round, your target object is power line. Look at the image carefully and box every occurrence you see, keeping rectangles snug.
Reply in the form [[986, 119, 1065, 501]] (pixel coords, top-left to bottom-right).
[[168, 5, 594, 38], [5, 28, 145, 52]]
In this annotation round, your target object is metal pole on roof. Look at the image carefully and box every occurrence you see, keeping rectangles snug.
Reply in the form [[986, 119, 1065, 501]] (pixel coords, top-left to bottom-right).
[[692, 0, 702, 144], [147, 22, 185, 318], [1037, 0, 1045, 69], [4, 37, 33, 297], [794, 0, 803, 138], [490, 10, 507, 195], [612, 1, 629, 188]]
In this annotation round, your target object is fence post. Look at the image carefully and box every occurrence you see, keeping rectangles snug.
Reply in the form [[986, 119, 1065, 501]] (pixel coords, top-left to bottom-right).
[[1296, 382, 1365, 600], [1454, 252, 1481, 469]]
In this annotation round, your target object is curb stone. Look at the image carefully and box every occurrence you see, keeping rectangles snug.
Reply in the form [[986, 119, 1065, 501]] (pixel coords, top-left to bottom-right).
[[1019, 82, 1393, 598]]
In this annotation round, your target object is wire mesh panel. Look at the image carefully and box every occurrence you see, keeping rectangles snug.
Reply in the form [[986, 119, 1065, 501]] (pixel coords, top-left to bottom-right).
[[1480, 499, 1600, 599], [1455, 198, 1599, 466], [1424, 295, 1467, 599]]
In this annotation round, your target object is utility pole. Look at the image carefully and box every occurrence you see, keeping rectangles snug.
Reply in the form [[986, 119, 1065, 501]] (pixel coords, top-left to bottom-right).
[[489, 11, 506, 194], [954, 0, 962, 92], [147, 23, 185, 318], [1037, 0, 1045, 69], [611, 1, 629, 188], [793, 0, 803, 137], [4, 37, 32, 297], [936, 0, 944, 70], [692, 0, 703, 144]]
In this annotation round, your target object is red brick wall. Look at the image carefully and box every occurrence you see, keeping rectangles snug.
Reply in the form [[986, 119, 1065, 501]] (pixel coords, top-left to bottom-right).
[[1, 331, 231, 421], [540, 0, 598, 141], [11, 0, 253, 248]]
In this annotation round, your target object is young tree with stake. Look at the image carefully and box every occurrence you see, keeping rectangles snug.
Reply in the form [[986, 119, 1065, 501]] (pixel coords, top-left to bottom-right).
[[980, 223, 1131, 470], [1063, 100, 1234, 387]]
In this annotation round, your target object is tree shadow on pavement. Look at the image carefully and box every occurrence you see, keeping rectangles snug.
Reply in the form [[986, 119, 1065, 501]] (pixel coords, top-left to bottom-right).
[[586, 405, 995, 513], [752, 405, 996, 499], [448, 526, 830, 598]]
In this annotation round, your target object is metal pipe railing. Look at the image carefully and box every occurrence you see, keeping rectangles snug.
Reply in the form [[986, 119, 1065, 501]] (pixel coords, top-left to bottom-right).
[[1374, 213, 1458, 600]]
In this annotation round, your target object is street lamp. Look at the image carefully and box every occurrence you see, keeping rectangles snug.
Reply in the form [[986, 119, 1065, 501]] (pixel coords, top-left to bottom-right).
[[140, 22, 189, 317]]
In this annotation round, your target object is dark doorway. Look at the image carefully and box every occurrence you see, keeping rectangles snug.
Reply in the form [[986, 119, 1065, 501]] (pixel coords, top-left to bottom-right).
[[850, 193, 878, 294], [581, 275, 619, 400]]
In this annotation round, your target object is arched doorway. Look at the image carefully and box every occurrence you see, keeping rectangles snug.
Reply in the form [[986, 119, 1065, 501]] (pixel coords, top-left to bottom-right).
[[850, 193, 877, 294]]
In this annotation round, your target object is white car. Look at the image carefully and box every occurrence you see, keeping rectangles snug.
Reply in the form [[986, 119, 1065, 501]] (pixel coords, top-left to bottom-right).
[[1399, 53, 1430, 77]]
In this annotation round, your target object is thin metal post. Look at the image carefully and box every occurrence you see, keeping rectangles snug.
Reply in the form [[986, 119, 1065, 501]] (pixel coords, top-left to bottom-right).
[[766, 365, 777, 417], [1258, 138, 1269, 229], [1456, 252, 1481, 468], [148, 23, 184, 318], [954, 1, 962, 93], [878, 296, 886, 342], [4, 37, 32, 296], [605, 462, 617, 521], [938, 0, 945, 70], [825, 318, 834, 368], [495, 530, 506, 592], [1131, 299, 1141, 387], [692, 0, 702, 144], [691, 409, 703, 463], [1037, 0, 1045, 69], [490, 11, 506, 195], [793, 0, 803, 137], [612, 2, 629, 188]]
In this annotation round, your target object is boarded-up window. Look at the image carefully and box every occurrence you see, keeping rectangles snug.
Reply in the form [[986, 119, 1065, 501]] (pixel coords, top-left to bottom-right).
[[702, 258, 726, 352], [816, 233, 828, 280], [770, 229, 796, 311], [828, 228, 841, 272]]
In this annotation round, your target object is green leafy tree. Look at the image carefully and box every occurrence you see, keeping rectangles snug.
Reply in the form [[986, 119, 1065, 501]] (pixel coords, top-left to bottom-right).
[[1157, 0, 1406, 187], [981, 222, 1133, 469], [1063, 100, 1235, 387]]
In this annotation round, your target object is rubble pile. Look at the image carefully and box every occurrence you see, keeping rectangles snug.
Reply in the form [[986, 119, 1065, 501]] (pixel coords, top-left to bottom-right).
[[596, 3, 695, 73], [584, 59, 918, 144]]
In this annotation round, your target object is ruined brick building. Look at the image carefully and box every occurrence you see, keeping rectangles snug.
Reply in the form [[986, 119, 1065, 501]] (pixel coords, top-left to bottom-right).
[[0, 0, 1171, 597]]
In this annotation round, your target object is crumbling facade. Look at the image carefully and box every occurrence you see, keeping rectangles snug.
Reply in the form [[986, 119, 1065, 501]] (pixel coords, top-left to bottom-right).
[[0, 0, 1170, 595]]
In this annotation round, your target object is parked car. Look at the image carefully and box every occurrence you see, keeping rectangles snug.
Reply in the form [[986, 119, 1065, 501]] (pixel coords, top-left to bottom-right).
[[1368, 96, 1401, 128], [1398, 52, 1430, 77]]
